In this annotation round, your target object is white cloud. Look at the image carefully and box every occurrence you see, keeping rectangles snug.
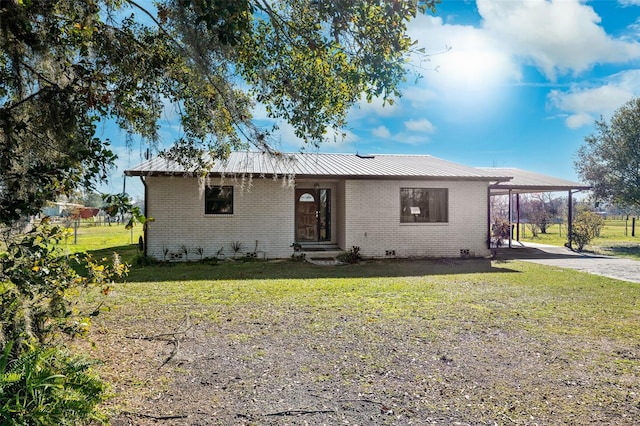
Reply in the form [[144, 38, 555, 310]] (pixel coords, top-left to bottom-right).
[[404, 119, 436, 133], [401, 86, 439, 109], [565, 113, 594, 129], [407, 15, 520, 92], [477, 0, 640, 80], [372, 125, 392, 139], [619, 0, 640, 6], [350, 95, 402, 119], [402, 134, 432, 145], [548, 69, 640, 127]]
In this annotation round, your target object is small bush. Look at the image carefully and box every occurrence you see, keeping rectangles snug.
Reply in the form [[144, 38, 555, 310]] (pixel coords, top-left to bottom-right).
[[291, 252, 306, 262], [571, 211, 605, 251], [1, 223, 128, 356], [492, 220, 511, 246], [0, 342, 106, 425], [338, 246, 361, 264], [230, 241, 243, 258]]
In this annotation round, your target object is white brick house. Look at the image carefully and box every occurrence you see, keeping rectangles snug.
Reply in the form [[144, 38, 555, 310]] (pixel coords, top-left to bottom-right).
[[125, 152, 514, 260]]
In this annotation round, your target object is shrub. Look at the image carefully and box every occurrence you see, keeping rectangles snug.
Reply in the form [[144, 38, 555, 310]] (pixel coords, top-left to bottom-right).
[[0, 223, 127, 357], [492, 220, 511, 246], [338, 246, 361, 264], [291, 252, 306, 262], [571, 211, 605, 251], [230, 241, 243, 259], [1, 222, 125, 425], [0, 342, 106, 425]]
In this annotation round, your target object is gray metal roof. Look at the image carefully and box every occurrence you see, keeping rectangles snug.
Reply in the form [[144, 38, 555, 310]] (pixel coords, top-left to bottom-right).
[[481, 167, 591, 194], [126, 151, 513, 181]]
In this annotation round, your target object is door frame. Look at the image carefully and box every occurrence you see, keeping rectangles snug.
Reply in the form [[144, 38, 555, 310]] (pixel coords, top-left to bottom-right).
[[294, 187, 331, 243]]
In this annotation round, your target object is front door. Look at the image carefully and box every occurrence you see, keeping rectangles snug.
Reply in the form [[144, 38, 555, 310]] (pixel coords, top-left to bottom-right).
[[295, 188, 331, 242]]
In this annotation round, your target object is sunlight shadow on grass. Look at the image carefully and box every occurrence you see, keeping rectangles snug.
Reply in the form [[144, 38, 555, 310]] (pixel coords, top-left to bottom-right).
[[117, 257, 519, 283], [597, 244, 640, 260], [71, 244, 140, 276]]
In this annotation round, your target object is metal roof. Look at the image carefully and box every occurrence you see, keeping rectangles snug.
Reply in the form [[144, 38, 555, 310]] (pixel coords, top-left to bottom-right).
[[126, 151, 513, 181], [481, 167, 591, 194]]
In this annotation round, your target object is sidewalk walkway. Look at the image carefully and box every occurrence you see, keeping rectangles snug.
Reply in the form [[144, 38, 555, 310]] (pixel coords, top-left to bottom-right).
[[495, 241, 640, 284]]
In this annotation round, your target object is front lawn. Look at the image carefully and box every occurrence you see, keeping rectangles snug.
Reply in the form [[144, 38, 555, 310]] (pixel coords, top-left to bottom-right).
[[519, 219, 640, 259], [59, 223, 143, 254], [76, 257, 640, 425]]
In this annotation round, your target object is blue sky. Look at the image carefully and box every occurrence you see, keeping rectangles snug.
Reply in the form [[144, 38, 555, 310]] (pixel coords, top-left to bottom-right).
[[105, 0, 640, 199]]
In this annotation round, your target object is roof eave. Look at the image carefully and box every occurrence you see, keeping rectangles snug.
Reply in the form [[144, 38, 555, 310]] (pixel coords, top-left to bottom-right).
[[125, 170, 512, 181], [490, 185, 592, 193]]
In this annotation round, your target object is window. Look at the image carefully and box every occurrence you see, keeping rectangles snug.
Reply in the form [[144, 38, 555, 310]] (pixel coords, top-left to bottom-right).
[[400, 188, 448, 223], [205, 186, 233, 214]]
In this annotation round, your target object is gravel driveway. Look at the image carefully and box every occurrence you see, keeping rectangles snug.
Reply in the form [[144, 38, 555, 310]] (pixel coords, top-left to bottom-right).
[[496, 241, 640, 283]]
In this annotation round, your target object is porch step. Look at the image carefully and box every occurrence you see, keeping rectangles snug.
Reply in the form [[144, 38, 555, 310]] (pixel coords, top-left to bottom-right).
[[297, 243, 344, 260], [298, 243, 340, 251], [302, 250, 345, 259]]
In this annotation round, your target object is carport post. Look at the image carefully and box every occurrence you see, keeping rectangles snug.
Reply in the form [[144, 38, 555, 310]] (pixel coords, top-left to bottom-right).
[[516, 193, 520, 241], [567, 190, 573, 249], [487, 186, 492, 249], [508, 189, 513, 248]]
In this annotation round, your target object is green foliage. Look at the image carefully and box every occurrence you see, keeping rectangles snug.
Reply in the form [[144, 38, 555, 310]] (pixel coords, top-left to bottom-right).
[[576, 97, 640, 208], [1, 0, 437, 225], [0, 221, 128, 358], [103, 193, 152, 230], [85, 258, 640, 424], [571, 211, 605, 251], [338, 246, 361, 264], [0, 342, 106, 425], [1, 5, 438, 415]]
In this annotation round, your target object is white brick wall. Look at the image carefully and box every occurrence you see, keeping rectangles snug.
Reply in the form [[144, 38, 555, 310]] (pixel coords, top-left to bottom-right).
[[145, 175, 294, 260], [145, 176, 490, 260], [342, 179, 490, 258]]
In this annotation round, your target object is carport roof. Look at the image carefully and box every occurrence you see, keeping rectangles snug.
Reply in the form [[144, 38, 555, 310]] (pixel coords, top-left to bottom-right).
[[480, 167, 591, 195]]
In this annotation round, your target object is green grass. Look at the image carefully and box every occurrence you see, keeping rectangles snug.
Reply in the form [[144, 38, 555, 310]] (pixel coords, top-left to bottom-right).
[[113, 259, 640, 342], [57, 223, 143, 254], [519, 219, 640, 259], [68, 225, 640, 424], [86, 258, 640, 424]]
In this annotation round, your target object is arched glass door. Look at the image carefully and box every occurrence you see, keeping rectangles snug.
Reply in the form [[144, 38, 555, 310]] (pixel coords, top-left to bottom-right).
[[295, 188, 331, 242]]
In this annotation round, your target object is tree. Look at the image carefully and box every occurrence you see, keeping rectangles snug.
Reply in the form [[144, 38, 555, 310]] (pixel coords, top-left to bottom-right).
[[576, 97, 640, 208], [520, 193, 563, 235], [1, 0, 438, 224], [1, 2, 438, 421]]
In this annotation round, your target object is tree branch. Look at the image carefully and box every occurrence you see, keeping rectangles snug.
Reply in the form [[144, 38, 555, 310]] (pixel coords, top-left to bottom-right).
[[265, 409, 336, 417], [121, 411, 187, 420]]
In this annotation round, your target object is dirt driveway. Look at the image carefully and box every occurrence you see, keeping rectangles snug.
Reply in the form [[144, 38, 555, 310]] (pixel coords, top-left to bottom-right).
[[496, 241, 640, 283]]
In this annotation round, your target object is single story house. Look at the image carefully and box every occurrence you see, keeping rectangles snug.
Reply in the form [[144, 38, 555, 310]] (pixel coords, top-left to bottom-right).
[[124, 151, 587, 260]]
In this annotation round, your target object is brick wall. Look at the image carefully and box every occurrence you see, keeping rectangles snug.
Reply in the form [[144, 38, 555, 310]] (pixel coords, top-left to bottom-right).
[[145, 175, 490, 260], [145, 175, 294, 260], [342, 179, 490, 258]]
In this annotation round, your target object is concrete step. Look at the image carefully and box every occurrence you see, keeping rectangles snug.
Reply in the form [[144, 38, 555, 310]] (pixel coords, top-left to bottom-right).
[[298, 243, 340, 251], [302, 249, 345, 259]]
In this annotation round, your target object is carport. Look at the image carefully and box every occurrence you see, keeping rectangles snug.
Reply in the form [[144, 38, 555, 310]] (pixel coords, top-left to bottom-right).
[[481, 168, 591, 249]]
